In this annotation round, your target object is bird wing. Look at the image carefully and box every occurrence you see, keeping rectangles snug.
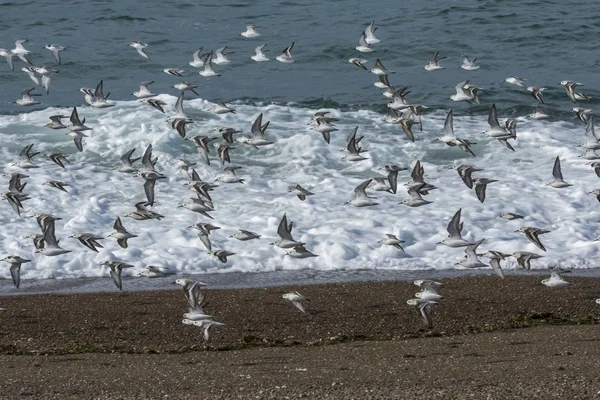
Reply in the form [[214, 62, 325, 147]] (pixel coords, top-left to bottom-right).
[[447, 209, 462, 237], [526, 230, 547, 251], [411, 160, 424, 183], [379, 74, 391, 88], [198, 232, 212, 251], [141, 144, 155, 171], [94, 80, 105, 99], [52, 49, 61, 64], [387, 170, 398, 194], [464, 239, 484, 259], [10, 264, 20, 288], [42, 219, 59, 247], [5, 54, 14, 71], [292, 300, 306, 313], [110, 269, 123, 291], [148, 100, 165, 114], [454, 80, 469, 95], [175, 92, 185, 115], [488, 104, 500, 128], [73, 134, 84, 152], [78, 237, 98, 252], [418, 302, 434, 327], [113, 217, 126, 232], [70, 106, 81, 125], [489, 259, 504, 279], [585, 116, 597, 141], [277, 214, 294, 241], [120, 148, 137, 165], [143, 179, 156, 205], [251, 113, 263, 137], [354, 179, 373, 199], [42, 75, 51, 94], [444, 109, 454, 137], [552, 156, 564, 181], [475, 183, 487, 203], [358, 32, 369, 47]]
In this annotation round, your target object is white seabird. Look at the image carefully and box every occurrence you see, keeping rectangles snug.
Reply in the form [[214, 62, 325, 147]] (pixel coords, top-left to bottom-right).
[[346, 179, 378, 207], [241, 25, 261, 38], [355, 32, 373, 53], [460, 55, 479, 70], [251, 44, 269, 62], [44, 44, 65, 64], [213, 47, 234, 65], [276, 42, 295, 63], [546, 156, 571, 188], [505, 76, 526, 88], [370, 59, 393, 75], [12, 40, 32, 64], [1, 256, 31, 288], [16, 88, 41, 106], [363, 21, 381, 44], [0, 48, 15, 70], [133, 81, 157, 99], [102, 261, 134, 291], [283, 291, 309, 313], [424, 52, 446, 71], [541, 269, 570, 287], [378, 234, 405, 251], [199, 52, 220, 77], [438, 208, 476, 247], [271, 213, 304, 249], [129, 41, 149, 58], [189, 48, 207, 67]]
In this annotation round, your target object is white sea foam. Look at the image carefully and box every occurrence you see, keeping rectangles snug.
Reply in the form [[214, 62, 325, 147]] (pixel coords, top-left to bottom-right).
[[0, 97, 599, 284]]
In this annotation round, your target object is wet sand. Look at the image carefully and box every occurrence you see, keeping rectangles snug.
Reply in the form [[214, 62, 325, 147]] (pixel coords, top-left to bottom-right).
[[1, 275, 599, 398]]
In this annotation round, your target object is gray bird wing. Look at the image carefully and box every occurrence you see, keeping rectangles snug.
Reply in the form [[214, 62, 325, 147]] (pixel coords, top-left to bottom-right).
[[110, 269, 123, 290], [447, 209, 462, 237], [475, 183, 487, 203], [552, 156, 564, 181], [444, 109, 454, 137], [143, 179, 156, 205], [488, 104, 499, 128], [10, 264, 21, 288]]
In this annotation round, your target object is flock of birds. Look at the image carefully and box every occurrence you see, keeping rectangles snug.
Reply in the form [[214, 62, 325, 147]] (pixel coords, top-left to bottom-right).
[[1, 21, 600, 333]]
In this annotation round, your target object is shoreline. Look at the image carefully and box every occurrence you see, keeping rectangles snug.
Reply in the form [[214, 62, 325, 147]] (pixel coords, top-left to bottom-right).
[[1, 276, 599, 398], [3, 267, 600, 296]]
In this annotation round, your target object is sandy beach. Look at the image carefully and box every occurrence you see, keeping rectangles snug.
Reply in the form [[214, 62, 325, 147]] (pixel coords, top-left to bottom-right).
[[1, 275, 599, 398]]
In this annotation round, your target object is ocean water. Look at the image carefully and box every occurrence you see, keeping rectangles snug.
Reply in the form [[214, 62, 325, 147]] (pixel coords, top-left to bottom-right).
[[1, 0, 600, 292]]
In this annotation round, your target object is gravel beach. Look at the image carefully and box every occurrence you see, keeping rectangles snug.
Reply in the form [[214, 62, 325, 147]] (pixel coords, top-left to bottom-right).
[[1, 275, 599, 398]]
